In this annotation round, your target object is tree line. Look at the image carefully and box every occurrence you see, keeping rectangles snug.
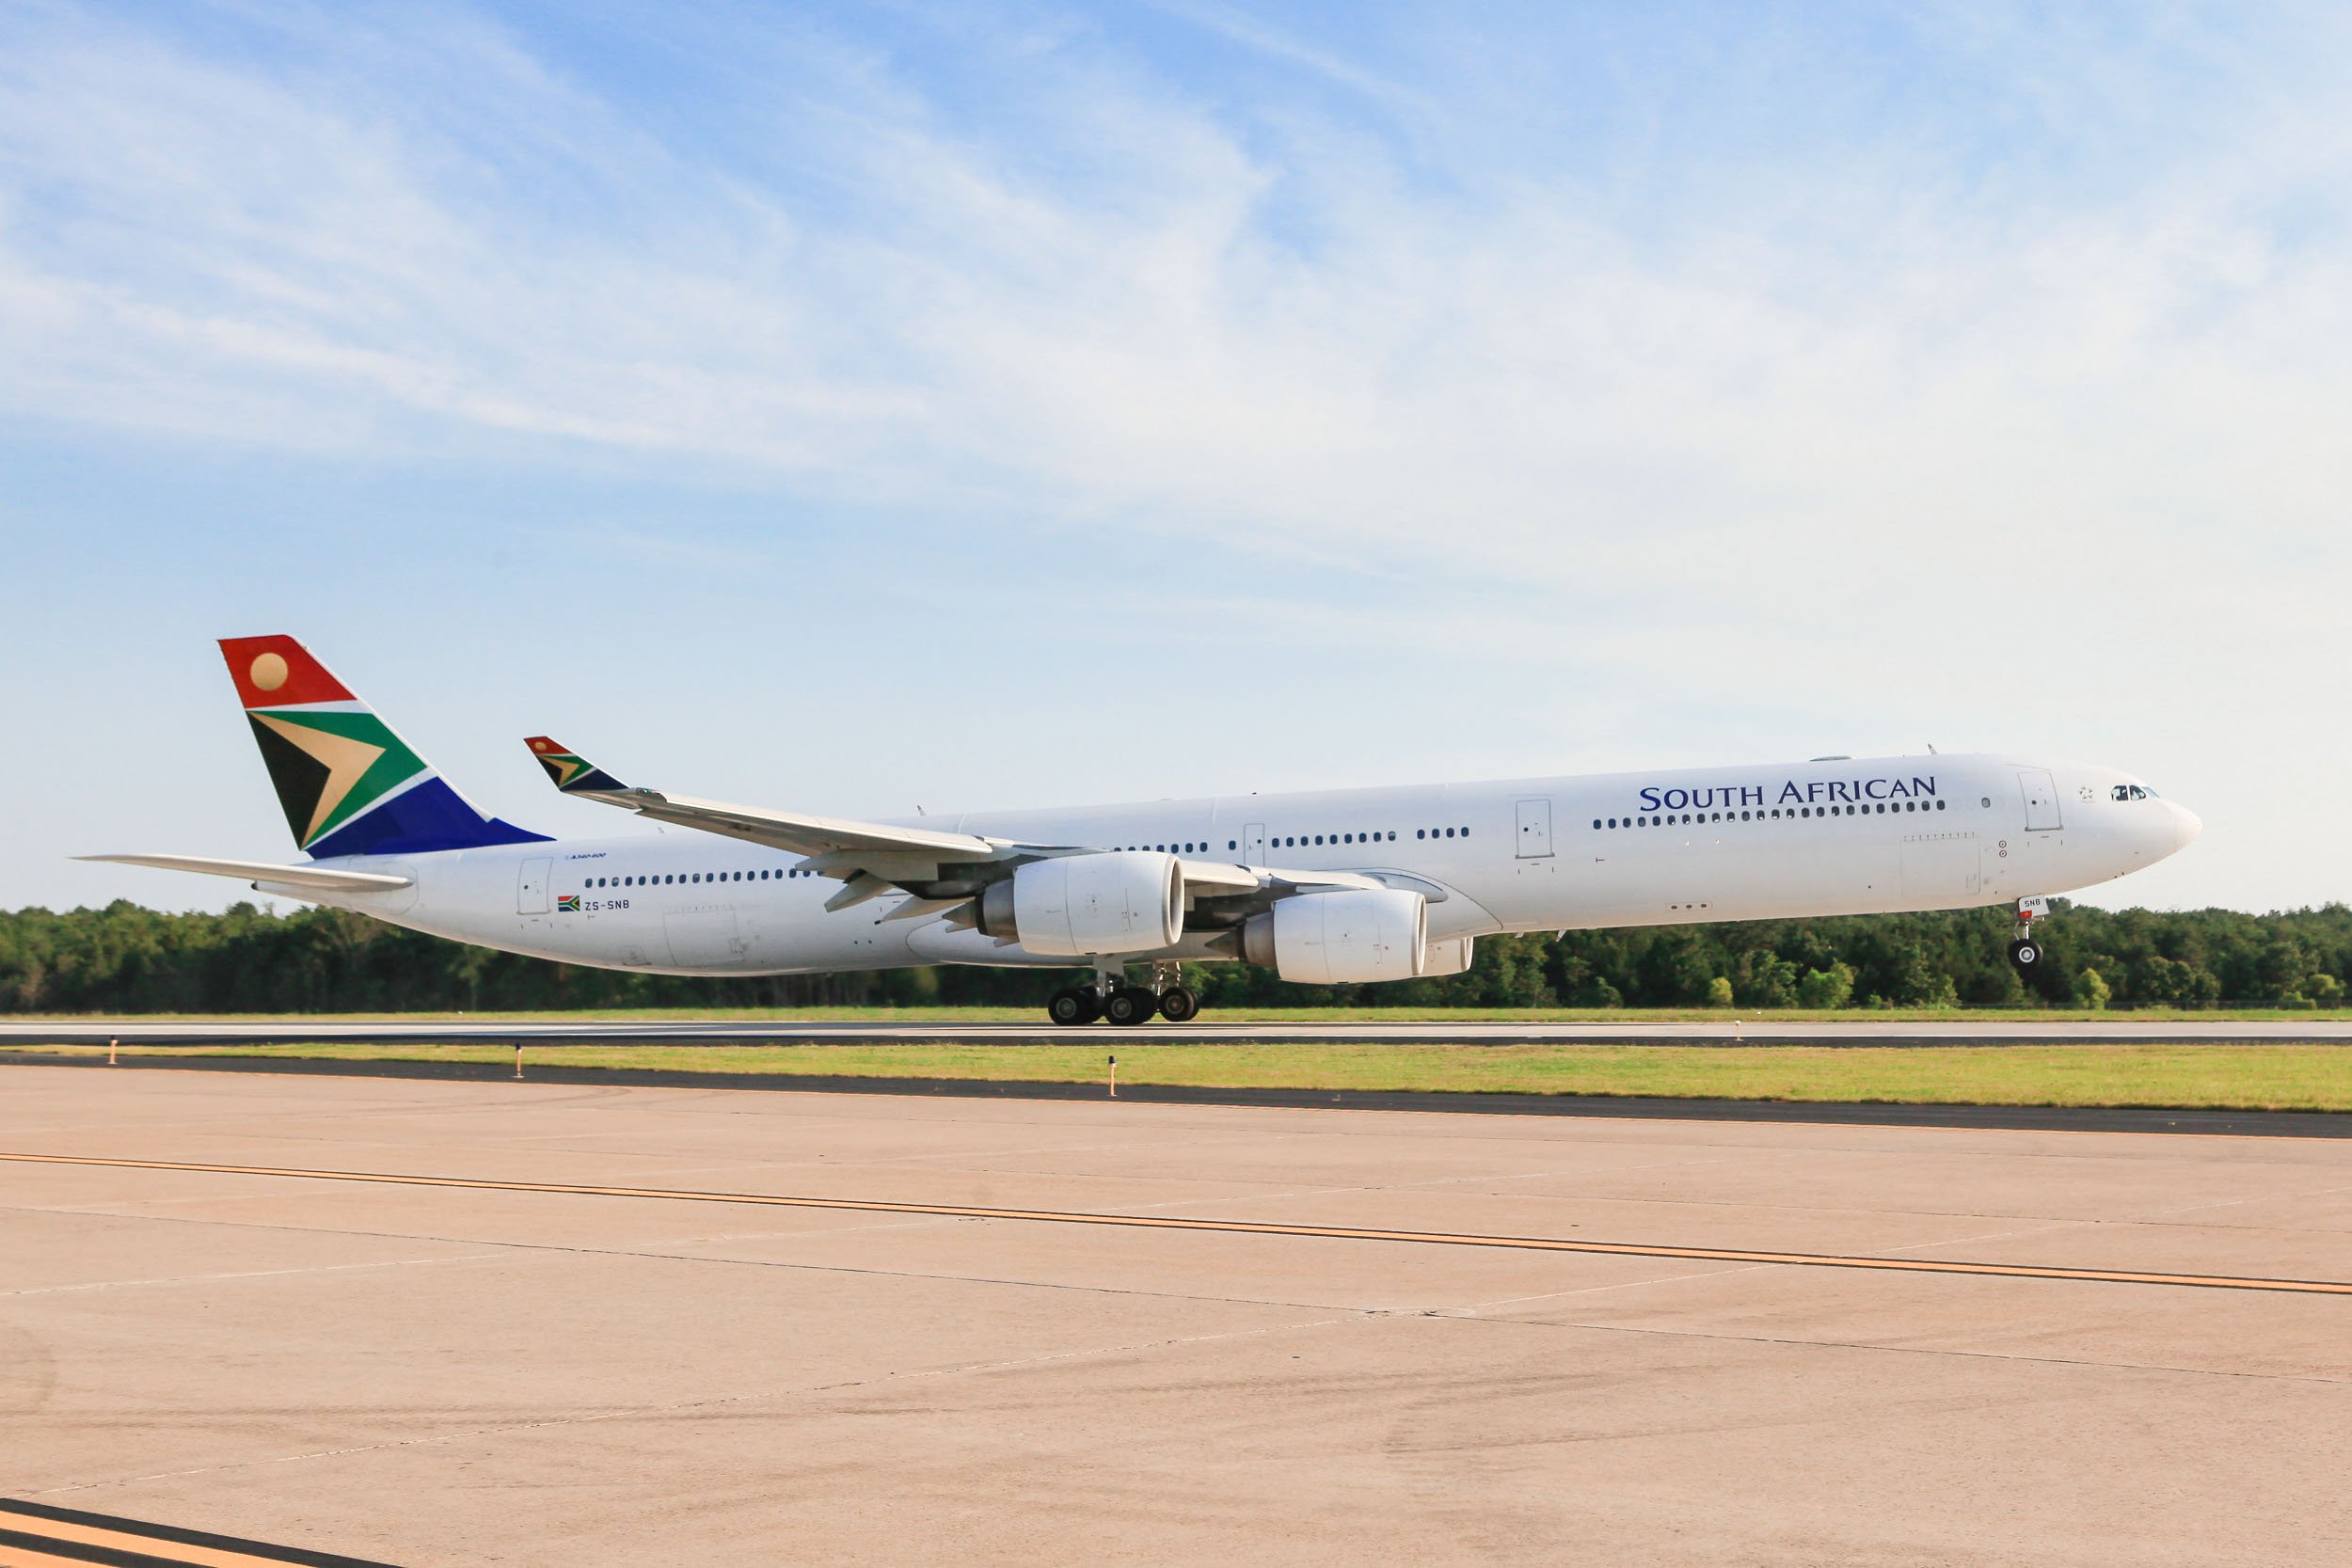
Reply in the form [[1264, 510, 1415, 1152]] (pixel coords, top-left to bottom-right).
[[3, 898, 2347, 1012]]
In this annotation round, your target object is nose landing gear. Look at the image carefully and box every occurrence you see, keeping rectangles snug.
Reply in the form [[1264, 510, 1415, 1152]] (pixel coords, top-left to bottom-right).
[[2008, 896, 2050, 971]]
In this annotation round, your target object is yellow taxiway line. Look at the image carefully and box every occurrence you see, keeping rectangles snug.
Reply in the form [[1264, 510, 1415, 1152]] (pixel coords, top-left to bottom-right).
[[0, 1496, 394, 1566], [6, 1149, 2349, 1296]]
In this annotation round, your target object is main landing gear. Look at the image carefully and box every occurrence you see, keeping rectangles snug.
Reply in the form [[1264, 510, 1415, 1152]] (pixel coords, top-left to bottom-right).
[[1047, 961, 1200, 1026], [2008, 896, 2050, 971]]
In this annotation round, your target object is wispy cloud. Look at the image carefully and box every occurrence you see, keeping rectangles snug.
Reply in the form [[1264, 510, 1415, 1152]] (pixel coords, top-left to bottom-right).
[[2, 2, 2348, 728]]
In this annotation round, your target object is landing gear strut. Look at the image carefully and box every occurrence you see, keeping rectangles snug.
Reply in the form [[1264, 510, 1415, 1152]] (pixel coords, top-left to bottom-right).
[[1043, 960, 1203, 1025], [2008, 896, 2049, 972]]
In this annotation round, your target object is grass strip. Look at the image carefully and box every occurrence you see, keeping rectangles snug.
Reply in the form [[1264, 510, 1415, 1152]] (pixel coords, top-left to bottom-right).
[[18, 1041, 2352, 1112]]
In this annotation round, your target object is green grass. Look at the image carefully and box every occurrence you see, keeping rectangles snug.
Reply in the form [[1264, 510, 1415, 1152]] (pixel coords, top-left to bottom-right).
[[18, 1040, 2351, 1112], [10, 1005, 2351, 1023]]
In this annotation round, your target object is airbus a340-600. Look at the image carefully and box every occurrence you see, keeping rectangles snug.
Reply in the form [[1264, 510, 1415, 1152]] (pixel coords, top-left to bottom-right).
[[87, 636, 2201, 1024]]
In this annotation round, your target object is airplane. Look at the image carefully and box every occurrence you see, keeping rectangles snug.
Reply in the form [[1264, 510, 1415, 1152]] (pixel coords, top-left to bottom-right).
[[85, 635, 2202, 1024]]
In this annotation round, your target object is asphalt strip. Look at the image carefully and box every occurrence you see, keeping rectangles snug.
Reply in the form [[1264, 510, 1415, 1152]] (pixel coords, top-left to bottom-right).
[[3, 1050, 2345, 1138]]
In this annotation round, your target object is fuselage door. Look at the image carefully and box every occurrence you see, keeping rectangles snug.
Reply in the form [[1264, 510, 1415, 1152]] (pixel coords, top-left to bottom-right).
[[2018, 768, 2063, 832], [516, 857, 551, 914], [1244, 822, 1267, 865], [1515, 798, 1554, 858]]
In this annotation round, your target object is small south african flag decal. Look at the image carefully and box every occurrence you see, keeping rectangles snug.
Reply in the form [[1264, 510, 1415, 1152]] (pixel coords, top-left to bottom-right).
[[556, 895, 580, 912]]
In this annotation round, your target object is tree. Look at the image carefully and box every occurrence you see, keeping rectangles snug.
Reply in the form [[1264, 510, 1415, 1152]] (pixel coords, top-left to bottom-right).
[[2072, 967, 2111, 1009], [7, 899, 2351, 1013], [1705, 975, 1734, 1006], [1795, 961, 1856, 1009]]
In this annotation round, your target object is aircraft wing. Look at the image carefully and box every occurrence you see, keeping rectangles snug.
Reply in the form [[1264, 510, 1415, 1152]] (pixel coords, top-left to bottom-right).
[[75, 854, 415, 892], [521, 736, 1403, 923], [525, 737, 1008, 865]]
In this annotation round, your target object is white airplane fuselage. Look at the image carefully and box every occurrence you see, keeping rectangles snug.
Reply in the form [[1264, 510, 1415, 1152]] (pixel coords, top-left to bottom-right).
[[278, 752, 2200, 977]]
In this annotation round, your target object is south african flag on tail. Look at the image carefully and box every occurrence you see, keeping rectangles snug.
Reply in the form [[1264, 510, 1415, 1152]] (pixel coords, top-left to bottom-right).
[[221, 635, 548, 860]]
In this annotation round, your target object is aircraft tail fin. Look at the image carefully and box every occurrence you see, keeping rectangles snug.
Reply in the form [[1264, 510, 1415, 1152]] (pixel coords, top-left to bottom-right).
[[220, 635, 549, 858]]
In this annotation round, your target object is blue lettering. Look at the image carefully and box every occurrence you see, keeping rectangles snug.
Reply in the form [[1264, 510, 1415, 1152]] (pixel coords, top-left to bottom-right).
[[1779, 782, 1804, 804], [1828, 782, 1851, 802], [1639, 787, 1661, 811], [1662, 788, 1690, 811], [1865, 778, 1890, 800], [1913, 776, 1938, 798], [1740, 785, 1764, 806]]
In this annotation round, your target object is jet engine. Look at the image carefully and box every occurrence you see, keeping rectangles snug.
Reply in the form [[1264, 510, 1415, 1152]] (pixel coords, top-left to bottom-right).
[[1241, 887, 1426, 984], [977, 850, 1184, 957]]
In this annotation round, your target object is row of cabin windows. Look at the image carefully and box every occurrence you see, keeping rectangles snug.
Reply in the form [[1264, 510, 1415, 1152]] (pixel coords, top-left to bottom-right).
[[583, 868, 818, 887], [1121, 829, 1469, 854], [571, 827, 1487, 887], [1593, 800, 1948, 830]]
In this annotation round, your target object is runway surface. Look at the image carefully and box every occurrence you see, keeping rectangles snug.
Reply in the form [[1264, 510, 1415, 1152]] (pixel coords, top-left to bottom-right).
[[4, 1066, 2348, 1565]]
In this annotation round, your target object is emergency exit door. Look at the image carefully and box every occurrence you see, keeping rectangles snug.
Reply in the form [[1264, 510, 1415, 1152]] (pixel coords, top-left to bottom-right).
[[1244, 823, 1267, 864], [516, 857, 551, 914], [2018, 769, 2063, 832], [1515, 799, 1554, 858]]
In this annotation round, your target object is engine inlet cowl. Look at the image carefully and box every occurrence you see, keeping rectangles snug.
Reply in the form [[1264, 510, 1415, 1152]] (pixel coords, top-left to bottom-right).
[[1243, 888, 1426, 983], [978, 851, 1183, 957]]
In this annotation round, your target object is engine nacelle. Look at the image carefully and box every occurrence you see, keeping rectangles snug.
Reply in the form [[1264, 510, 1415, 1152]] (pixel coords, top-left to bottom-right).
[[1242, 888, 1426, 984], [1417, 936, 1474, 977], [977, 850, 1183, 957]]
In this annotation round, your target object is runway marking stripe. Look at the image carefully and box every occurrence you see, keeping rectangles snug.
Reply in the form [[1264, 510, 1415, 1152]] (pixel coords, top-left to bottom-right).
[[6, 1150, 2350, 1297], [0, 1500, 397, 1568]]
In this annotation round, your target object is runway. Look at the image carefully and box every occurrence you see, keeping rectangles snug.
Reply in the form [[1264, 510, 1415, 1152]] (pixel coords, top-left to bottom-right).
[[3, 1067, 2347, 1565], [7, 1017, 2351, 1048]]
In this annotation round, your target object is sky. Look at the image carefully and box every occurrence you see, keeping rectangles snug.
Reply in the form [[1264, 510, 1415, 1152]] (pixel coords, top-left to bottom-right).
[[2, 0, 2346, 916]]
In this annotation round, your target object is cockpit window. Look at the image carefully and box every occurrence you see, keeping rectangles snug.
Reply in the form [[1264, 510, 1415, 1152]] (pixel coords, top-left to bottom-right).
[[2114, 784, 2153, 801]]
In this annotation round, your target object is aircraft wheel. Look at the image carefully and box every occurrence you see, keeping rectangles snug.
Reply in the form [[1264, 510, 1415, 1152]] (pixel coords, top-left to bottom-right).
[[2009, 939, 2042, 971], [1157, 985, 1200, 1023], [1104, 988, 1158, 1026], [1047, 986, 1101, 1026]]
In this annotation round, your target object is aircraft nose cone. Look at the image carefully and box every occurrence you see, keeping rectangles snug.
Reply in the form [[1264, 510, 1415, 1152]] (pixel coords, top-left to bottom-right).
[[2170, 802, 2202, 851]]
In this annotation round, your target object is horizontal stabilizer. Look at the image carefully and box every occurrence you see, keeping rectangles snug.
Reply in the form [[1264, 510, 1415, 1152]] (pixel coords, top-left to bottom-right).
[[76, 854, 415, 893]]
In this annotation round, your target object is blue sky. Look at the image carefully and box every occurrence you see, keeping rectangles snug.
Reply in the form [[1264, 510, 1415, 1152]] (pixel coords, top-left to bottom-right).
[[3, 0, 2346, 914]]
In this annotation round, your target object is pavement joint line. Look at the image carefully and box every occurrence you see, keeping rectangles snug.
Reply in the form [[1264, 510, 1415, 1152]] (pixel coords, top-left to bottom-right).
[[1463, 1310, 2352, 1387], [0, 1199, 1382, 1316], [8, 1149, 2351, 1297]]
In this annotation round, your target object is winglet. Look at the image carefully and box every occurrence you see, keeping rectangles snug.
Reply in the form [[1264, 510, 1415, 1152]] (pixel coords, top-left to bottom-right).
[[525, 736, 630, 794]]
